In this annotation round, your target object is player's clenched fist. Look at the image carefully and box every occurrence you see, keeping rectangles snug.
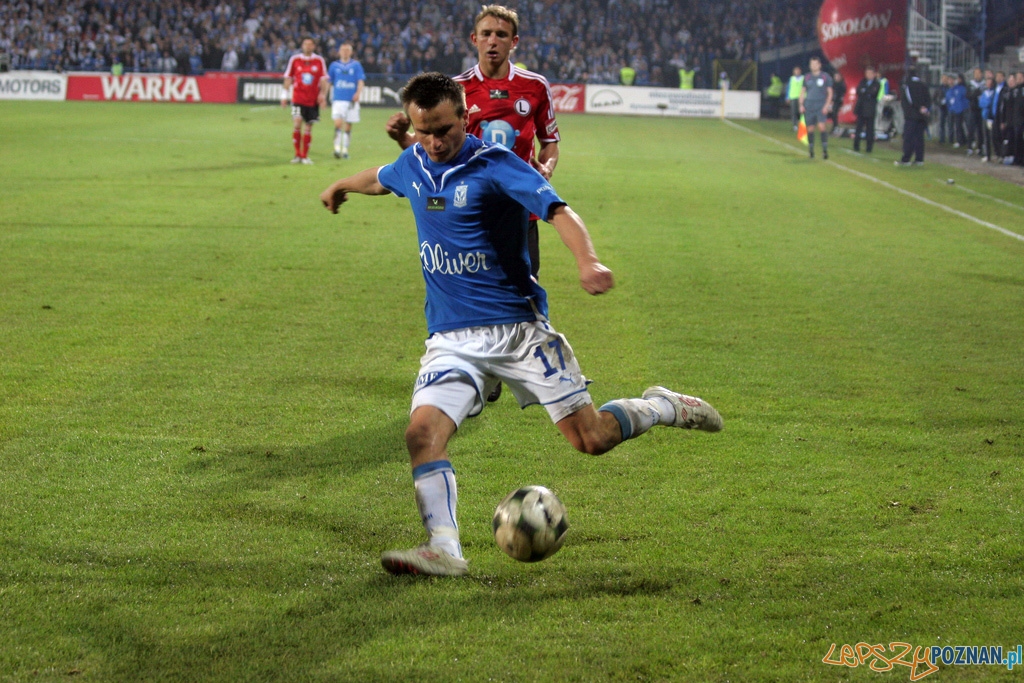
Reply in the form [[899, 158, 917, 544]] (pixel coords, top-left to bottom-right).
[[580, 263, 614, 295], [320, 185, 348, 213], [385, 112, 412, 145]]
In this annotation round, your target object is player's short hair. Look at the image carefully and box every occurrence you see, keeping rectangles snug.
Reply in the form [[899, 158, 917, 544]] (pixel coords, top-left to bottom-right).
[[474, 4, 519, 37], [402, 72, 467, 118]]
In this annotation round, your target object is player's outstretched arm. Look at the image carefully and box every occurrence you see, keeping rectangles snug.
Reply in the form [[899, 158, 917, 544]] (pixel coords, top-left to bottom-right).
[[385, 112, 415, 150], [548, 205, 613, 295], [320, 167, 390, 213]]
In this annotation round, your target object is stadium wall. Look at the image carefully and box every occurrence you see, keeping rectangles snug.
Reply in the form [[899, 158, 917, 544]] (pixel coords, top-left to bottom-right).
[[3, 70, 760, 119]]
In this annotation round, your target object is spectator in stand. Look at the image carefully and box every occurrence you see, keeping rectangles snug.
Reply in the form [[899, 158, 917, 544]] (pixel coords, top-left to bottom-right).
[[158, 50, 177, 73], [945, 73, 969, 148], [220, 44, 239, 71], [2, 0, 822, 83], [282, 37, 329, 165]]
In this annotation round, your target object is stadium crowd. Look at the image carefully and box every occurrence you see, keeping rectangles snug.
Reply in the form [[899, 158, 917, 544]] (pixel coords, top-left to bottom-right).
[[930, 68, 1024, 168], [2, 0, 819, 86]]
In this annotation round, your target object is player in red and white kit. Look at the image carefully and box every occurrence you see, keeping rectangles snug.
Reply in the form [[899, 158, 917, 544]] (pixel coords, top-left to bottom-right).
[[282, 38, 330, 165], [387, 4, 560, 278], [386, 5, 560, 404]]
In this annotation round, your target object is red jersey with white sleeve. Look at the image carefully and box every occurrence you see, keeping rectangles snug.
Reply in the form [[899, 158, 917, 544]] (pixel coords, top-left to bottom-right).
[[454, 63, 560, 164], [283, 53, 328, 107]]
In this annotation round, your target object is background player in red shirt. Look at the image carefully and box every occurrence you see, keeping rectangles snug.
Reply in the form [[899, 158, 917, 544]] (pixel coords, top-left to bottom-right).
[[386, 4, 560, 278], [282, 37, 330, 164], [387, 4, 561, 403]]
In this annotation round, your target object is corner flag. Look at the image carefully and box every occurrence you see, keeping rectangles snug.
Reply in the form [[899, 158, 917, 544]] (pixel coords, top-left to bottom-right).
[[797, 115, 808, 145]]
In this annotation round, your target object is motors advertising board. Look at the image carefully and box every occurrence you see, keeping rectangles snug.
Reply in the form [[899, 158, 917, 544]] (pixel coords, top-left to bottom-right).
[[0, 71, 67, 100], [584, 85, 760, 119]]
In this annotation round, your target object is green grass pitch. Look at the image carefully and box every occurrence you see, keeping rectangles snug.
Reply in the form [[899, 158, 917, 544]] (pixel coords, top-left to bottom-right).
[[2, 101, 1023, 681]]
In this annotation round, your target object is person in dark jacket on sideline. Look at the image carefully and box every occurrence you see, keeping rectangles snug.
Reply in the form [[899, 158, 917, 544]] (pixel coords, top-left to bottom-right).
[[896, 69, 931, 166], [853, 66, 881, 153]]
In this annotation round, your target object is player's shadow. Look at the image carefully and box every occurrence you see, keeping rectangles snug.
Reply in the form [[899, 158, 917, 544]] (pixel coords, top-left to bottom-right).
[[182, 417, 410, 493], [955, 271, 1024, 288]]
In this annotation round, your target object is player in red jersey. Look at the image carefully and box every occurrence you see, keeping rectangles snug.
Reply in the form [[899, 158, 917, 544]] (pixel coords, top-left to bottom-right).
[[386, 4, 561, 404], [386, 4, 560, 278], [282, 37, 330, 165]]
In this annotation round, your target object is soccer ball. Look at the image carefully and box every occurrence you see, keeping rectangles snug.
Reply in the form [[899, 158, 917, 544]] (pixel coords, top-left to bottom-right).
[[492, 485, 569, 562]]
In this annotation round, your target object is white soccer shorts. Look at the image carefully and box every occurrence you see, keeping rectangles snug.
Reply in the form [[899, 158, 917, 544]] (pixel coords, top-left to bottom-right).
[[411, 321, 593, 427], [331, 100, 360, 123]]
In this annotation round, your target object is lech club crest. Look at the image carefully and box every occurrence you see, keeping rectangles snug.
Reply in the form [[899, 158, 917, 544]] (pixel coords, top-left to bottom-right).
[[454, 184, 468, 208]]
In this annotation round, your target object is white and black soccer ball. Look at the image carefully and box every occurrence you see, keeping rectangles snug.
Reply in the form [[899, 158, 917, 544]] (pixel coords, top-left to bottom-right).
[[492, 485, 569, 562]]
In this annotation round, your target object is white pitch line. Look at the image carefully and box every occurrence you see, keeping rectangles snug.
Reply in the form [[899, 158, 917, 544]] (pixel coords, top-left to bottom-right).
[[934, 178, 1024, 212], [722, 118, 1024, 243]]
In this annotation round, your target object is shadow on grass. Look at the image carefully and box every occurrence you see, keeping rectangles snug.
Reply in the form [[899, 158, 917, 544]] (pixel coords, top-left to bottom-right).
[[6, 531, 694, 679], [183, 418, 409, 483], [955, 272, 1024, 288]]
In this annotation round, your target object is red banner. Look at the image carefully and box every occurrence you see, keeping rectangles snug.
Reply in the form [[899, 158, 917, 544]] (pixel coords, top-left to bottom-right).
[[66, 72, 240, 103], [550, 83, 585, 113], [818, 0, 907, 124]]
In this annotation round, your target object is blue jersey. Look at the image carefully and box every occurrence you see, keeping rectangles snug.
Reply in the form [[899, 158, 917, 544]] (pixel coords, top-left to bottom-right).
[[377, 135, 566, 334], [328, 59, 365, 102]]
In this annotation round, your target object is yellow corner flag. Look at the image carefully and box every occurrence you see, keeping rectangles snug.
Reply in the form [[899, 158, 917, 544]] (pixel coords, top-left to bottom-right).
[[797, 115, 809, 145]]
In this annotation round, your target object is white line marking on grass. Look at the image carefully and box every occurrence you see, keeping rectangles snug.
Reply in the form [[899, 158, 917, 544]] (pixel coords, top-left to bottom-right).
[[933, 179, 1024, 212], [723, 119, 1024, 243]]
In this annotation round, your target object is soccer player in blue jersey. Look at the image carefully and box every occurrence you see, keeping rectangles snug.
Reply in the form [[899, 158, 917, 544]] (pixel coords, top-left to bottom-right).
[[327, 43, 365, 159], [320, 73, 723, 577]]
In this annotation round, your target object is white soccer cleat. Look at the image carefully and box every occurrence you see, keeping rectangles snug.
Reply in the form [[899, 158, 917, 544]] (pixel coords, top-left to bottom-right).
[[381, 544, 468, 577], [643, 386, 723, 432], [301, 157, 314, 165], [290, 156, 302, 164], [341, 148, 349, 159], [333, 145, 342, 159]]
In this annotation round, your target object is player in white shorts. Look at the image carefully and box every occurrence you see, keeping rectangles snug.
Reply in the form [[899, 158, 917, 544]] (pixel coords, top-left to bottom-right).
[[412, 321, 593, 427], [320, 73, 724, 577], [327, 43, 365, 159]]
